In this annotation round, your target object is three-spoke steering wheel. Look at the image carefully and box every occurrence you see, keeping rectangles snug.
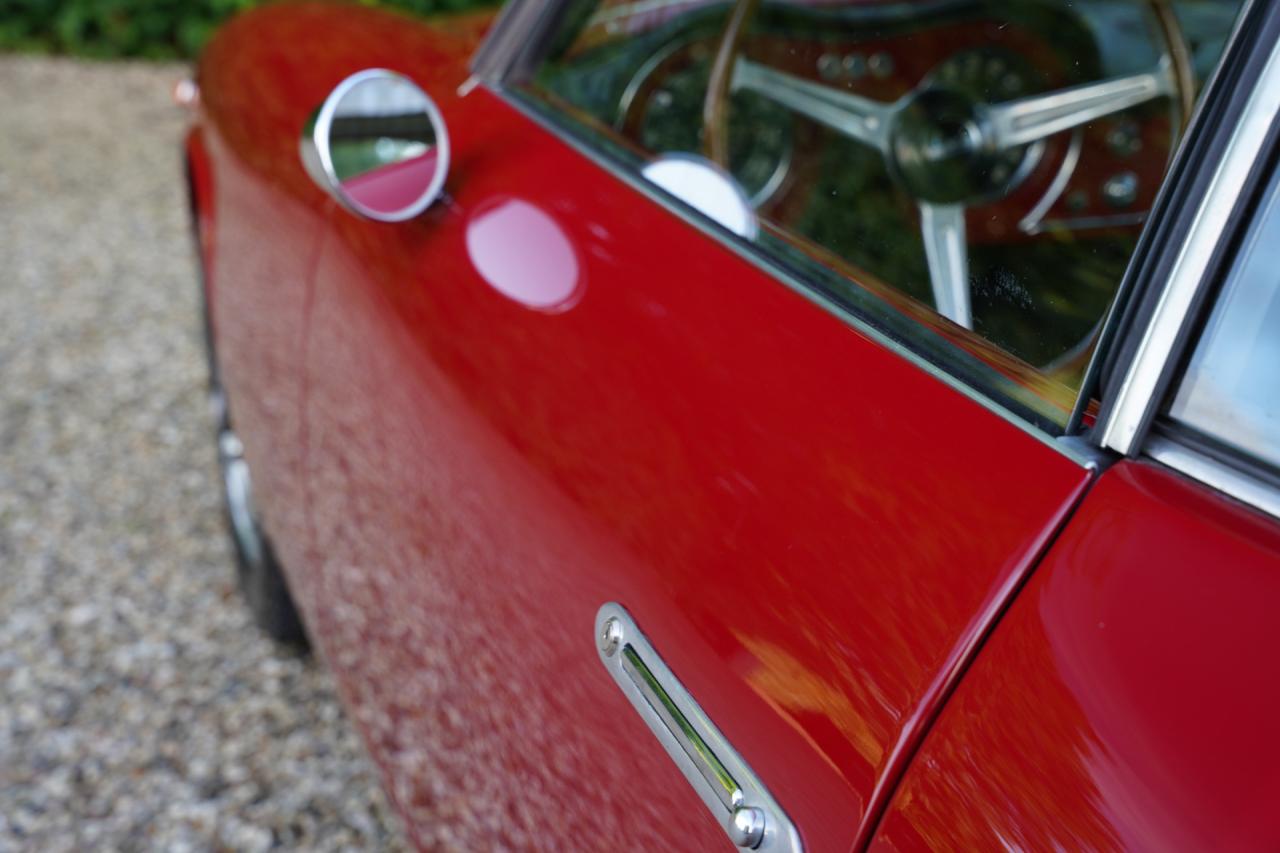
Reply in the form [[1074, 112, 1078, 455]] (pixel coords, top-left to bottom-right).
[[701, 0, 1193, 329]]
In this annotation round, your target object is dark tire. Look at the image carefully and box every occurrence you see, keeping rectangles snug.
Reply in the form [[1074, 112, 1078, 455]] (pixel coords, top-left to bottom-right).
[[190, 163, 308, 648], [213, 390, 309, 648]]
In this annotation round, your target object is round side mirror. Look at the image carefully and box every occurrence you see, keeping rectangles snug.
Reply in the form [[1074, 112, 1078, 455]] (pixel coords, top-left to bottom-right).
[[307, 69, 450, 222]]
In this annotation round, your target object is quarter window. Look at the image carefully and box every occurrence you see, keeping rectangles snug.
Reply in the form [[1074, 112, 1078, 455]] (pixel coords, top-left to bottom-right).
[[1169, 163, 1280, 472], [516, 0, 1246, 428]]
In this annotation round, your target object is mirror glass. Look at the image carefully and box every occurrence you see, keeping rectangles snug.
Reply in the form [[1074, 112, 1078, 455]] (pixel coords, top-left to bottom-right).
[[316, 70, 449, 221]]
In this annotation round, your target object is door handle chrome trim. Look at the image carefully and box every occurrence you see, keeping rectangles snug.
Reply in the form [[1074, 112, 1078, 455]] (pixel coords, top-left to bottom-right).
[[595, 603, 803, 852], [619, 644, 746, 812]]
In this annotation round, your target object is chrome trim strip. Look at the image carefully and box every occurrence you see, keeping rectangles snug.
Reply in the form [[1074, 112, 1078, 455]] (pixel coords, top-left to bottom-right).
[[595, 604, 803, 853], [1099, 41, 1280, 455], [489, 88, 1097, 468], [1064, 0, 1259, 436], [620, 646, 745, 810], [1147, 436, 1280, 520], [469, 0, 556, 84]]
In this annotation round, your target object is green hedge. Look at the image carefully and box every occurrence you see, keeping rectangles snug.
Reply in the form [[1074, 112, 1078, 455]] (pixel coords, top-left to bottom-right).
[[0, 0, 497, 59]]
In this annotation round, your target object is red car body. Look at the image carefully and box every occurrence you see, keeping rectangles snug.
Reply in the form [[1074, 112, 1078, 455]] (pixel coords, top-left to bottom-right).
[[185, 3, 1280, 850]]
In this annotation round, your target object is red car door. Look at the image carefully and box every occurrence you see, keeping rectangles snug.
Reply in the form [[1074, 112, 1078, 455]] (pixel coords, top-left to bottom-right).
[[239, 1, 1245, 850], [875, 38, 1280, 844]]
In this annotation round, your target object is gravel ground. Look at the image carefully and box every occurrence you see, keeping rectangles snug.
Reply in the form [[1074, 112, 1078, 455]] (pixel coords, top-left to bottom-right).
[[0, 56, 408, 851]]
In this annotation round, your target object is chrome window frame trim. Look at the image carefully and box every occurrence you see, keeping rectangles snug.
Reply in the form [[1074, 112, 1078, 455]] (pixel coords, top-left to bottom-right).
[[1147, 436, 1280, 521], [1098, 38, 1280, 456], [469, 0, 557, 84], [1063, 0, 1260, 436]]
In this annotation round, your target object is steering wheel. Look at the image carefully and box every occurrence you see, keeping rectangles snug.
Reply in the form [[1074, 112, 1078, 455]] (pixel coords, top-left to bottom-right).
[[699, 0, 1195, 331]]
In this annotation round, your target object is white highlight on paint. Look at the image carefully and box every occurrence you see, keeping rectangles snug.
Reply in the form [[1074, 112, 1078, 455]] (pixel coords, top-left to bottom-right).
[[466, 199, 582, 312]]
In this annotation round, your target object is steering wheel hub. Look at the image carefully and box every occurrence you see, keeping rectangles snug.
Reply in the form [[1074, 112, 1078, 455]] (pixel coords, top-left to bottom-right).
[[888, 49, 1040, 205], [888, 88, 989, 204]]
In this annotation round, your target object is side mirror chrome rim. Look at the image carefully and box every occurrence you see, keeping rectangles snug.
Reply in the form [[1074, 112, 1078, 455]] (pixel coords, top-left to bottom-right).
[[306, 68, 451, 223]]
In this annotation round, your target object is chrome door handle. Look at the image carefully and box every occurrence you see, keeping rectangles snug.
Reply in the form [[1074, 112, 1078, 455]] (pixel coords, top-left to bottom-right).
[[596, 604, 802, 852]]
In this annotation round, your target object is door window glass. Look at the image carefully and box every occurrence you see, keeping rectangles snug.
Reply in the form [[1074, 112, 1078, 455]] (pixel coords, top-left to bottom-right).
[[1169, 164, 1280, 471], [516, 0, 1246, 428]]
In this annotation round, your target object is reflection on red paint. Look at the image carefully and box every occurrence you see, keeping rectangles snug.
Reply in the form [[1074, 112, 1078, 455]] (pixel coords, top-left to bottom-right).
[[873, 462, 1280, 851], [466, 198, 582, 311], [341, 149, 439, 215]]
